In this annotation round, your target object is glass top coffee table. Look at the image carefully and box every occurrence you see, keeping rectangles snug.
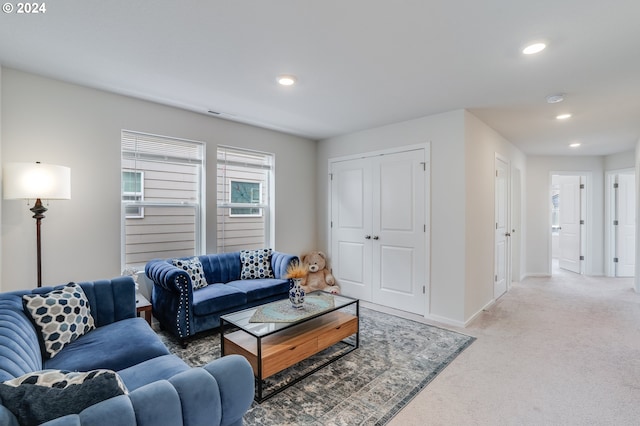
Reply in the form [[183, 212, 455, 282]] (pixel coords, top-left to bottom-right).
[[220, 291, 359, 402]]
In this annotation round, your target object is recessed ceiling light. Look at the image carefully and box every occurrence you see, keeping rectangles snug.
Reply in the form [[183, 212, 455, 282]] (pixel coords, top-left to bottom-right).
[[546, 94, 565, 104], [277, 75, 297, 86], [569, 142, 581, 148], [556, 113, 572, 120], [523, 42, 546, 55]]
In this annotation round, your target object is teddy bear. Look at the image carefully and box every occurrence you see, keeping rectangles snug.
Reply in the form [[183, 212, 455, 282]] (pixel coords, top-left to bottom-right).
[[300, 251, 340, 294]]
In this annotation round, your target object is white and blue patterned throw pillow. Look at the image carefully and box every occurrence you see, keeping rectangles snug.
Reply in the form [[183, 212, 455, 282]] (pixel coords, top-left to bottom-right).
[[23, 283, 95, 359], [4, 369, 127, 394], [240, 248, 274, 279], [0, 369, 127, 425], [172, 257, 209, 290]]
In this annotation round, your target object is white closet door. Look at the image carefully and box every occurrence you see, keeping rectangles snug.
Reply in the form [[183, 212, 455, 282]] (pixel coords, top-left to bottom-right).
[[330, 158, 373, 301], [370, 150, 426, 314], [330, 148, 427, 315]]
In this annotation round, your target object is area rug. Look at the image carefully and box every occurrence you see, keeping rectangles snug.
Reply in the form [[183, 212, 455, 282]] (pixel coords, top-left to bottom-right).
[[156, 307, 475, 426]]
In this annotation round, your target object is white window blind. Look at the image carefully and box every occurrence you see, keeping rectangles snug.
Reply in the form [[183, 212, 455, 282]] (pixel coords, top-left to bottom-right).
[[121, 130, 205, 270], [217, 146, 274, 252]]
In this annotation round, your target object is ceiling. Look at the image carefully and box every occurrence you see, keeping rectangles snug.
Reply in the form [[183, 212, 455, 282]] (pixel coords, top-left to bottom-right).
[[1, 1, 639, 156]]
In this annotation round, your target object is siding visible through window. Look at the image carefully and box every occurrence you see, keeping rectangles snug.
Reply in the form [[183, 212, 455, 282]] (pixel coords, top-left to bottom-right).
[[217, 146, 274, 252], [123, 170, 144, 218], [121, 130, 205, 271]]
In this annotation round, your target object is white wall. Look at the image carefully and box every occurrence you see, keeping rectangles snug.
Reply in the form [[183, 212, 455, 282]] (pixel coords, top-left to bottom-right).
[[635, 140, 640, 292], [0, 68, 317, 291], [318, 110, 525, 325], [526, 156, 605, 276], [604, 150, 635, 171], [0, 66, 2, 276], [318, 110, 467, 323], [464, 111, 526, 320]]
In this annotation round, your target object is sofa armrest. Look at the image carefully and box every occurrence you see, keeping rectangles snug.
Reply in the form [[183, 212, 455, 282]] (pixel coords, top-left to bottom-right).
[[145, 260, 190, 294], [271, 251, 299, 279], [202, 355, 254, 426], [145, 259, 194, 341]]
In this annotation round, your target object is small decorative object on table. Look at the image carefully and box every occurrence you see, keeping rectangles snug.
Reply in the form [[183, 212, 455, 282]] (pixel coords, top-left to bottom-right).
[[285, 260, 307, 309], [122, 267, 140, 301]]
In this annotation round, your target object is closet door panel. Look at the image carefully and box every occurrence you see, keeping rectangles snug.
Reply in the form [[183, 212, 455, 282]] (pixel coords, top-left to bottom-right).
[[330, 158, 373, 301]]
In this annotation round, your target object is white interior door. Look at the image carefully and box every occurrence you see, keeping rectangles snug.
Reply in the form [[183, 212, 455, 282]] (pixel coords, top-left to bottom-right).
[[330, 147, 428, 315], [330, 158, 372, 301], [371, 150, 426, 314], [558, 175, 582, 273], [616, 173, 636, 277], [494, 157, 509, 299]]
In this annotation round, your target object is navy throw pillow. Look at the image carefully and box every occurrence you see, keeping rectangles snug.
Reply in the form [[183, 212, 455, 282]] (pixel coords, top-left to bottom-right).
[[0, 371, 126, 425]]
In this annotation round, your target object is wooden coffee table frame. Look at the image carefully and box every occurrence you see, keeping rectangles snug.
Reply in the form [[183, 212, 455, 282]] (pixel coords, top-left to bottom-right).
[[220, 292, 359, 402]]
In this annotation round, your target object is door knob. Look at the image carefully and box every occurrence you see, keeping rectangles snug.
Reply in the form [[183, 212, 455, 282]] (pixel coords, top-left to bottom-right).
[[373, 236, 379, 240], [365, 235, 371, 239], [505, 233, 511, 237]]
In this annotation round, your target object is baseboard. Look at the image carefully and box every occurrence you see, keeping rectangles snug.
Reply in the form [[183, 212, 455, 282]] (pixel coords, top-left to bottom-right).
[[522, 272, 552, 278], [424, 313, 466, 329], [463, 299, 496, 327]]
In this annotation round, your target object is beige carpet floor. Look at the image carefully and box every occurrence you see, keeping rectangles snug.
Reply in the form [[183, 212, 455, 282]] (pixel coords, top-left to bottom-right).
[[374, 267, 640, 426]]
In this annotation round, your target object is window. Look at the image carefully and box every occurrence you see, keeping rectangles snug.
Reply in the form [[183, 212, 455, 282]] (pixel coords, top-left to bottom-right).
[[122, 170, 144, 218], [121, 131, 205, 271], [217, 146, 274, 252], [229, 180, 262, 217]]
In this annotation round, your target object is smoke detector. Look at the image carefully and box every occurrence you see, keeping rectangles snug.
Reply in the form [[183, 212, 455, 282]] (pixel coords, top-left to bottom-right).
[[546, 94, 565, 104]]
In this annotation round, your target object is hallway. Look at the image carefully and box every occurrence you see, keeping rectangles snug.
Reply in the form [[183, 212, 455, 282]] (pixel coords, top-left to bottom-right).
[[385, 270, 640, 425]]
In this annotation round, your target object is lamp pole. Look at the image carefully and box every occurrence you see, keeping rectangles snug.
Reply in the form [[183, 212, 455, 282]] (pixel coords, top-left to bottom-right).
[[29, 198, 47, 287]]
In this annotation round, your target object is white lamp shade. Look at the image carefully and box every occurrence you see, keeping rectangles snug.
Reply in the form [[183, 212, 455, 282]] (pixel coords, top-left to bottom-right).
[[3, 162, 71, 200]]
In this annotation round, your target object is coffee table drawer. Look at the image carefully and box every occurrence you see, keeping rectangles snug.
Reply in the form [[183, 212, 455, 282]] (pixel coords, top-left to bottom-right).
[[317, 316, 358, 351], [262, 338, 317, 378]]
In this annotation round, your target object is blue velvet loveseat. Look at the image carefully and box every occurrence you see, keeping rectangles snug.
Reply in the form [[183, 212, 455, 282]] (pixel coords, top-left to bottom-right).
[[0, 277, 254, 426], [145, 250, 297, 346]]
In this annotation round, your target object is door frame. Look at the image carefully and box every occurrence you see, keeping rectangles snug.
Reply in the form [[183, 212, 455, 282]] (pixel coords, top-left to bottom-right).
[[605, 168, 636, 277], [511, 167, 522, 282], [494, 154, 511, 299], [548, 171, 591, 275], [327, 143, 431, 316]]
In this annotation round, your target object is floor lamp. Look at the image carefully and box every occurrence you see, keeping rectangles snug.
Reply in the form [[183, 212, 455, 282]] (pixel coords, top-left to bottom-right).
[[3, 162, 71, 287]]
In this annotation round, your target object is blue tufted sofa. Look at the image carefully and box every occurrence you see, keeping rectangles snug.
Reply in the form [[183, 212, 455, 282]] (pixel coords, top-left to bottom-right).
[[145, 251, 298, 346], [0, 277, 254, 426]]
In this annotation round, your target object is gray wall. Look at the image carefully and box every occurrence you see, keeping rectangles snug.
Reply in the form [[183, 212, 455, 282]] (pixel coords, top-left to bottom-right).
[[1, 68, 317, 291]]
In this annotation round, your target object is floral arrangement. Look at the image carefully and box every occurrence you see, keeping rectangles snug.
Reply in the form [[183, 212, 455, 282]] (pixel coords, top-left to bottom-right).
[[122, 267, 140, 291], [122, 267, 139, 278], [284, 259, 308, 279]]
